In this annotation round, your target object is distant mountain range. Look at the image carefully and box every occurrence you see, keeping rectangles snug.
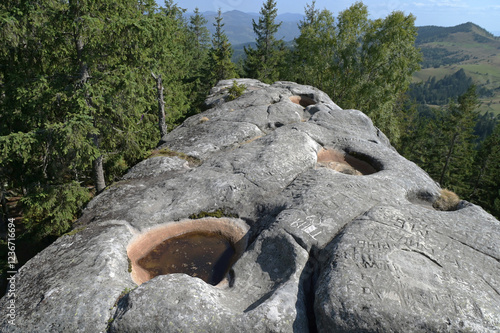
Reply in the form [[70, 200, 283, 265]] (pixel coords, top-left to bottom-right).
[[189, 10, 499, 46], [190, 11, 500, 115], [187, 10, 303, 45]]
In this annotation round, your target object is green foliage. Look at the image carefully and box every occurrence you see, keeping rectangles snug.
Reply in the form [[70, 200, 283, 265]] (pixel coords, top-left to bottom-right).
[[243, 0, 286, 83], [475, 112, 499, 142], [408, 69, 493, 105], [419, 48, 470, 68], [188, 8, 212, 110], [20, 182, 91, 239], [289, 1, 334, 92], [399, 86, 481, 198], [204, 9, 237, 87], [438, 86, 480, 193], [227, 80, 246, 100], [288, 1, 421, 145], [0, 0, 205, 258], [113, 287, 137, 307], [470, 122, 500, 217], [189, 8, 211, 61]]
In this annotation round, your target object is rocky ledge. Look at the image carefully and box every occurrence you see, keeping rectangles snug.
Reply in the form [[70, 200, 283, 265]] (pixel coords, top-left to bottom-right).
[[2, 79, 499, 332]]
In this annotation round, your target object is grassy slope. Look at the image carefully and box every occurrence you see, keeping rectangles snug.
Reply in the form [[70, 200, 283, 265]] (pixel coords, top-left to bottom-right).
[[414, 23, 500, 114]]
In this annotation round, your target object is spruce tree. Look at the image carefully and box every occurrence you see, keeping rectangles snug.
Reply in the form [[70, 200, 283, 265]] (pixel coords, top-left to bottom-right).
[[188, 8, 211, 110], [243, 0, 285, 83], [0, 0, 194, 239], [205, 9, 237, 87], [405, 86, 479, 197], [189, 8, 211, 62], [471, 123, 500, 218], [437, 85, 479, 195], [148, 2, 194, 138]]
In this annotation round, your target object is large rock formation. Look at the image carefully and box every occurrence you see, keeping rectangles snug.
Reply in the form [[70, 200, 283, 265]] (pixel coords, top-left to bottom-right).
[[2, 79, 499, 332]]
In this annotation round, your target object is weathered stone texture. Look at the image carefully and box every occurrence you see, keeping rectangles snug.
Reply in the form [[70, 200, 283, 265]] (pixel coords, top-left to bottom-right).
[[1, 80, 499, 332]]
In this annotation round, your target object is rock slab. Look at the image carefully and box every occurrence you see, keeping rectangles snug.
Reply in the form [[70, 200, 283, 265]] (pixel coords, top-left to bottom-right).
[[1, 79, 499, 332]]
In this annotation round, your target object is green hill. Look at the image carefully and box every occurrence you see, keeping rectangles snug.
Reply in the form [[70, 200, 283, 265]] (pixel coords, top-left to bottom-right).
[[413, 22, 500, 114]]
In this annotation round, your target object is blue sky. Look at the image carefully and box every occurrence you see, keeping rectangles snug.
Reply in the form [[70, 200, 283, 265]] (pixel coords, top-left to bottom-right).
[[169, 0, 500, 34]]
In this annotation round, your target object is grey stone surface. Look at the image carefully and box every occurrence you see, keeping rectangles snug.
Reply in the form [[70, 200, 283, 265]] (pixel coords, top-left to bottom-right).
[[110, 228, 310, 333], [315, 205, 500, 332], [1, 79, 499, 332], [204, 78, 270, 109]]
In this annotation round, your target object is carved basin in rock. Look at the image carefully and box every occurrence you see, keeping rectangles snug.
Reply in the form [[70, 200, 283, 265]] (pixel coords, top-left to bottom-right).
[[289, 95, 316, 107], [128, 218, 249, 286], [316, 147, 379, 175]]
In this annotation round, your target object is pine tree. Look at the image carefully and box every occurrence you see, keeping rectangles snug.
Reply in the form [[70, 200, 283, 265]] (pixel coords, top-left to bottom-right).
[[147, 2, 194, 138], [189, 8, 211, 62], [243, 0, 285, 83], [407, 86, 479, 196], [205, 9, 237, 86], [188, 8, 211, 110], [0, 0, 195, 239], [470, 123, 500, 218], [437, 86, 479, 195]]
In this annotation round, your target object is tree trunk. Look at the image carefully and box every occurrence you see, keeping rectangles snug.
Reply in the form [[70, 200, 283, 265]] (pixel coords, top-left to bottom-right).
[[74, 31, 106, 193], [152, 72, 167, 139], [439, 133, 458, 186], [93, 155, 106, 193], [469, 158, 488, 199], [92, 134, 106, 194]]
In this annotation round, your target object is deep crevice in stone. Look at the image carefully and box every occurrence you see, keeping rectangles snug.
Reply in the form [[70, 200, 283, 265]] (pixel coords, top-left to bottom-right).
[[302, 256, 320, 333]]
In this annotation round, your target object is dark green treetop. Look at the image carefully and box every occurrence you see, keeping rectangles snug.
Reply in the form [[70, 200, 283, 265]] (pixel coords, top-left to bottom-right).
[[243, 0, 285, 83], [205, 9, 237, 86]]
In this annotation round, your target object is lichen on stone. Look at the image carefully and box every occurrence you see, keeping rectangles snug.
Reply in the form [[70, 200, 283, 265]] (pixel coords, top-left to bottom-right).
[[148, 147, 201, 166]]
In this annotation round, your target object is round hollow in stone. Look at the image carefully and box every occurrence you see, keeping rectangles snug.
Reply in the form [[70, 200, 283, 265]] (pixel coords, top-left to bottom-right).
[[316, 148, 378, 175], [406, 190, 436, 209], [127, 218, 249, 286], [289, 95, 316, 108]]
